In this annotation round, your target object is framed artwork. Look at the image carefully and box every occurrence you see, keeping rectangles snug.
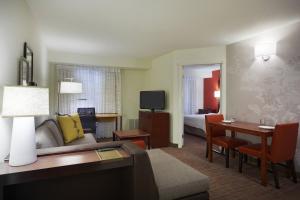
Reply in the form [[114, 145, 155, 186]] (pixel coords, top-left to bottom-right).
[[23, 42, 37, 86], [18, 57, 29, 86]]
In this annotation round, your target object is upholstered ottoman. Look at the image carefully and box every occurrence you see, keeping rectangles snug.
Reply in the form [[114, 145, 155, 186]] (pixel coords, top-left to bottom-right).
[[147, 149, 209, 200]]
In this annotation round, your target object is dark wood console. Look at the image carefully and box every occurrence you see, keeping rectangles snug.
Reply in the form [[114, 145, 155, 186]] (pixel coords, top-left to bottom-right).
[[139, 111, 170, 148]]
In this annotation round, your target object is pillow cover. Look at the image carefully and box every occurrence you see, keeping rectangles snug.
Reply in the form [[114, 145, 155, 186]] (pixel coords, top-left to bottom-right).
[[57, 114, 85, 143]]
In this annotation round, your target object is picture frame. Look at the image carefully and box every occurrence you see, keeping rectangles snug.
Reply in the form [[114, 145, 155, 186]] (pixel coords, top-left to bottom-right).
[[18, 57, 29, 86], [23, 42, 37, 86]]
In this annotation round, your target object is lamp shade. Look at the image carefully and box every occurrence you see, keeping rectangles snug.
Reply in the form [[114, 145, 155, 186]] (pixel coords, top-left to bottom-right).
[[214, 90, 220, 98], [2, 86, 49, 117], [60, 82, 82, 94]]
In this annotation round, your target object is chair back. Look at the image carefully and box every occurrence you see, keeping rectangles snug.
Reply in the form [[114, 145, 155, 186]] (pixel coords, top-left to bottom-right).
[[270, 123, 299, 163], [205, 114, 226, 137], [77, 107, 97, 133]]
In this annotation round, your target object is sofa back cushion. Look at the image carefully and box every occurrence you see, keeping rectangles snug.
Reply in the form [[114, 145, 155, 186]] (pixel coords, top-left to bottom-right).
[[36, 124, 59, 149], [36, 119, 65, 148], [45, 119, 65, 146]]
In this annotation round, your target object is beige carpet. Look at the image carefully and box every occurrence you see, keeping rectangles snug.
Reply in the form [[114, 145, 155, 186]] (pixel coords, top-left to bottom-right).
[[162, 134, 300, 200]]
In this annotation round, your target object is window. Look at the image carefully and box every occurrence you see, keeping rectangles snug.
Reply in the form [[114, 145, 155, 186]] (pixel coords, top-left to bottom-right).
[[55, 64, 121, 138]]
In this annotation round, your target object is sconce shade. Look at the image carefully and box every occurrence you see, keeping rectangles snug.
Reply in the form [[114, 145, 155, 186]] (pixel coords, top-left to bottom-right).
[[255, 43, 276, 58], [214, 90, 220, 98], [2, 86, 49, 117], [60, 82, 82, 94]]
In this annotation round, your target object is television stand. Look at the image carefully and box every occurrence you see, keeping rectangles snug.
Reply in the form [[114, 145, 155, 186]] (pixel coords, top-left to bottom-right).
[[139, 111, 170, 148]]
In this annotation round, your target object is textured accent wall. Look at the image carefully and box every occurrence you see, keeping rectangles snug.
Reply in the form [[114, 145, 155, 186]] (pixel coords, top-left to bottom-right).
[[227, 21, 300, 170]]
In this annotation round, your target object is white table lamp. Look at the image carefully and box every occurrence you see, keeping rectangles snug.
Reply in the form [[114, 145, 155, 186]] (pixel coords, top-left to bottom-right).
[[2, 86, 49, 166]]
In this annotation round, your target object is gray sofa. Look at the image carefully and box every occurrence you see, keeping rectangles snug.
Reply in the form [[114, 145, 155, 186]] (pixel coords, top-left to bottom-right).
[[35, 119, 97, 149], [36, 119, 209, 200]]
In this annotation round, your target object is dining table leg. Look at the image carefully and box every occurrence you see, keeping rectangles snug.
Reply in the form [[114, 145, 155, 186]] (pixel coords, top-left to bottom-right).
[[0, 177, 3, 200], [208, 125, 213, 162], [260, 134, 268, 186], [231, 131, 236, 157]]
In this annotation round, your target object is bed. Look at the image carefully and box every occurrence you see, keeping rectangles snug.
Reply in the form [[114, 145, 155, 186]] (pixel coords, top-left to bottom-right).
[[184, 113, 216, 138]]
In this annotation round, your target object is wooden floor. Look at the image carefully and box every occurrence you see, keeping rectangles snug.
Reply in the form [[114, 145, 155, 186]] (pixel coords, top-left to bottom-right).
[[162, 134, 300, 200]]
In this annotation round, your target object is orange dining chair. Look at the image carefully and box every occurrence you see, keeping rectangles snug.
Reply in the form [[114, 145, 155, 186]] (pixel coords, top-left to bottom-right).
[[132, 139, 146, 149], [205, 114, 249, 168], [238, 123, 299, 188]]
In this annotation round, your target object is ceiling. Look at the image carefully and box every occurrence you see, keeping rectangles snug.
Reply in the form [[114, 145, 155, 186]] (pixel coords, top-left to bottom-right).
[[26, 0, 300, 59]]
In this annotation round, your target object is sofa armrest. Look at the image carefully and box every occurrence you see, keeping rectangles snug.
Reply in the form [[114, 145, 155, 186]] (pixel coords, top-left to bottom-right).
[[122, 142, 159, 200], [37, 141, 125, 156]]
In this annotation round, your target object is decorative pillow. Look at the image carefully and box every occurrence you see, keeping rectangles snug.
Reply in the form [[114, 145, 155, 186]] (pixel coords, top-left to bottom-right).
[[57, 114, 85, 143]]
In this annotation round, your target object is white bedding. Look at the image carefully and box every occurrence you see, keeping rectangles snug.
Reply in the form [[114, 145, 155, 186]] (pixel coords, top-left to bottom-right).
[[184, 113, 216, 130]]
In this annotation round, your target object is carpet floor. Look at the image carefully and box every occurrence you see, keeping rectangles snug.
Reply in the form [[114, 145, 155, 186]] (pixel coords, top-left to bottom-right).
[[162, 134, 300, 200]]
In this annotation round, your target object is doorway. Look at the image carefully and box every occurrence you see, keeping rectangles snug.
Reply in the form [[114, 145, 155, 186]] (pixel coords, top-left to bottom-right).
[[182, 63, 222, 146]]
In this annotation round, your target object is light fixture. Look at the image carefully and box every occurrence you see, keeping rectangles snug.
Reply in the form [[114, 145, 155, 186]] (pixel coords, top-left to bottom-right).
[[214, 90, 220, 98], [255, 43, 276, 61], [60, 81, 82, 94], [57, 78, 82, 114], [2, 86, 49, 166]]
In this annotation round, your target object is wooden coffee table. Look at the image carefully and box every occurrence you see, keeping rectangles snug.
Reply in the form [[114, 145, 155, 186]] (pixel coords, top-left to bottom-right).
[[113, 129, 151, 149]]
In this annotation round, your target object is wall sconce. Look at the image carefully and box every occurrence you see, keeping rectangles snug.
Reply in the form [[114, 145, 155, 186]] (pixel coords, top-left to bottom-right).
[[255, 43, 276, 61], [214, 90, 220, 98]]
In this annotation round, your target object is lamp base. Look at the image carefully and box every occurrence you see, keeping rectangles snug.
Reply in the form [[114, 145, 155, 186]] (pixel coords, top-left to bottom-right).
[[9, 117, 37, 166]]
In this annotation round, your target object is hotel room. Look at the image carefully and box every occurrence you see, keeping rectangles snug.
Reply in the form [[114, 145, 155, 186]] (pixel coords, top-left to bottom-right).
[[0, 0, 300, 200]]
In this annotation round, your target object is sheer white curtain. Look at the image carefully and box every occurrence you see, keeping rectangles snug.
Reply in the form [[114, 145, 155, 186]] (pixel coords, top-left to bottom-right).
[[56, 64, 121, 138], [184, 76, 203, 114]]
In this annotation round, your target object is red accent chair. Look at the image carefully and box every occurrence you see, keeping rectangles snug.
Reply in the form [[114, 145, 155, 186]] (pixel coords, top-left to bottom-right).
[[205, 114, 249, 168], [132, 139, 146, 149], [238, 123, 299, 189]]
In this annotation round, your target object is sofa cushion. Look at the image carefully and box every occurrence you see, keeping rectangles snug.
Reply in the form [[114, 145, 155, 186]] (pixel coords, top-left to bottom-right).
[[65, 133, 97, 146], [44, 119, 65, 146], [147, 149, 209, 200], [57, 114, 85, 143], [36, 124, 59, 149]]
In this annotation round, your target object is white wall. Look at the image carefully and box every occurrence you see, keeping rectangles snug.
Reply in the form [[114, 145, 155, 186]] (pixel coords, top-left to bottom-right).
[[121, 69, 146, 130], [48, 51, 151, 69], [145, 46, 226, 147], [0, 0, 48, 162]]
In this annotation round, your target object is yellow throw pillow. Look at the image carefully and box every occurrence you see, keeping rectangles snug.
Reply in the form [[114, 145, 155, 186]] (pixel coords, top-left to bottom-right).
[[57, 114, 85, 143]]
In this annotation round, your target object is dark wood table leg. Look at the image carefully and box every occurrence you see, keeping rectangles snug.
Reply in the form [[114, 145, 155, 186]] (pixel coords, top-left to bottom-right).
[[113, 132, 116, 141], [261, 134, 268, 186], [120, 116, 122, 130], [208, 125, 213, 162], [231, 130, 236, 158], [0, 177, 3, 200], [147, 136, 151, 150], [115, 117, 118, 131]]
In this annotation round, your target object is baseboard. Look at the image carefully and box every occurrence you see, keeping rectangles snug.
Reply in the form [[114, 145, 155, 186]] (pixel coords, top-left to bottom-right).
[[169, 143, 178, 148]]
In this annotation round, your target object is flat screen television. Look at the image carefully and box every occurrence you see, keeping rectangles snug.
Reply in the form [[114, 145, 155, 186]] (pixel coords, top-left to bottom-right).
[[140, 90, 165, 111]]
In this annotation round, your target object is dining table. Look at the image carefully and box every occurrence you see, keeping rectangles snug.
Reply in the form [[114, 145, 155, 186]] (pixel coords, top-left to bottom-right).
[[207, 121, 274, 186]]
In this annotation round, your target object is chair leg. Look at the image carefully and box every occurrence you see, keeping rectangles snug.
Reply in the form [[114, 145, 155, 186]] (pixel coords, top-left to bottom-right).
[[225, 148, 230, 168], [205, 143, 208, 158], [271, 162, 280, 189], [286, 161, 292, 178], [231, 148, 236, 158], [221, 147, 225, 155], [289, 160, 298, 183], [239, 153, 243, 173], [244, 154, 248, 163], [257, 158, 261, 167]]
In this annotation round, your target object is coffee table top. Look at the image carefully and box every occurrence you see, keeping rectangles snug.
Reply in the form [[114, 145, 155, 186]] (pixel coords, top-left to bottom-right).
[[113, 129, 150, 139]]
